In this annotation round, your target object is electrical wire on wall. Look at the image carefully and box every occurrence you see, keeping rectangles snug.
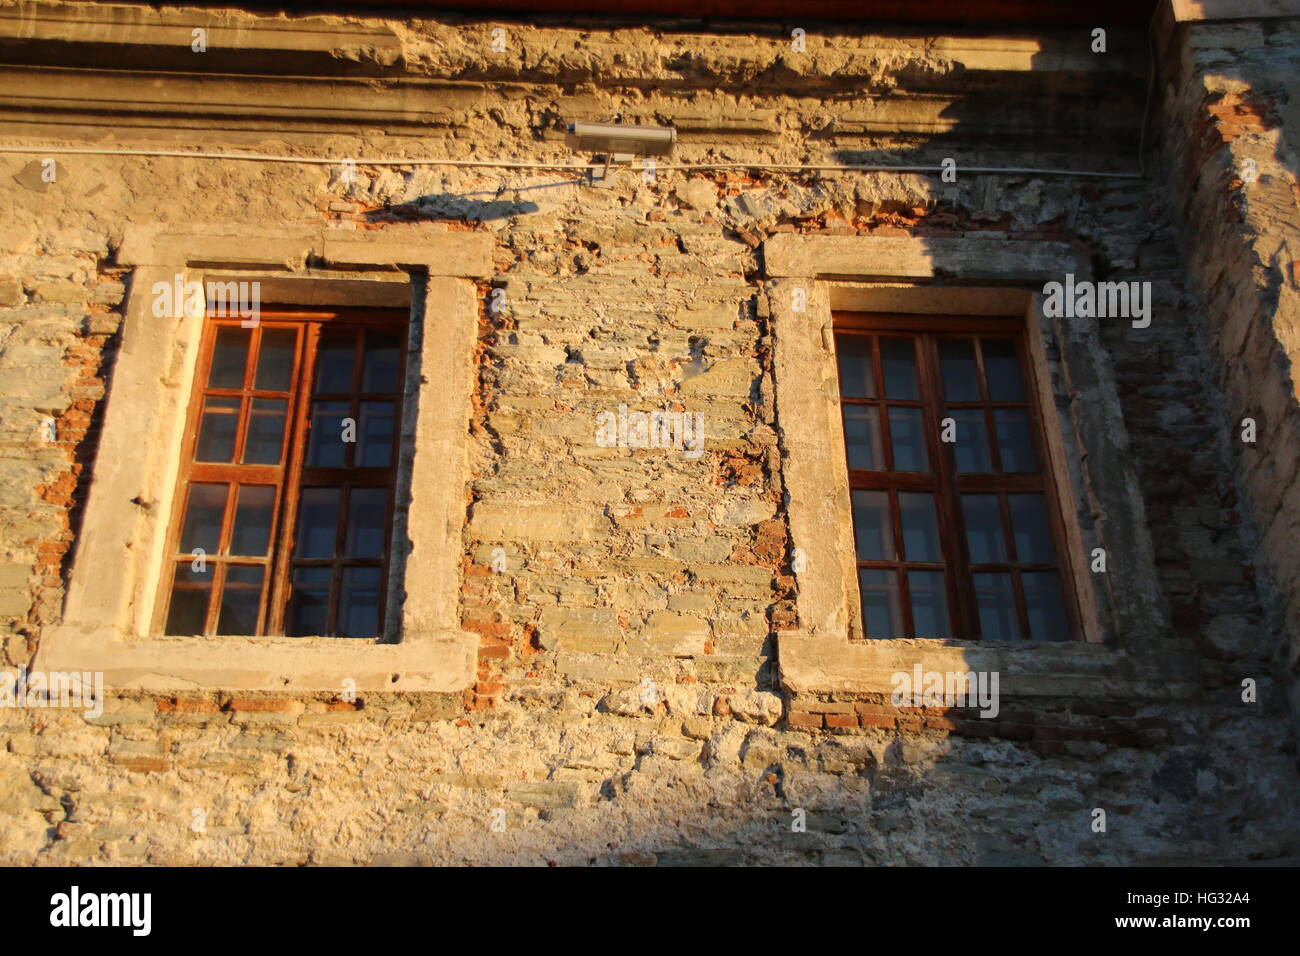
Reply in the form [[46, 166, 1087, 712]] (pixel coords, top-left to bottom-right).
[[0, 144, 1143, 180]]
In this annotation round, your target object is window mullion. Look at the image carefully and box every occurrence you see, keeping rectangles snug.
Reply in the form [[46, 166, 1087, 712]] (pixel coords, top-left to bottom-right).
[[203, 563, 225, 636], [886, 487, 913, 638], [210, 481, 238, 636], [329, 487, 349, 636], [871, 337, 894, 473], [921, 332, 976, 640], [266, 322, 319, 636]]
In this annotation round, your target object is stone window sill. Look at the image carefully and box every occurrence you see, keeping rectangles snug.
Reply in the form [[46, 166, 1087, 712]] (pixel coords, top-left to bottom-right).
[[777, 631, 1200, 700], [38, 624, 474, 693]]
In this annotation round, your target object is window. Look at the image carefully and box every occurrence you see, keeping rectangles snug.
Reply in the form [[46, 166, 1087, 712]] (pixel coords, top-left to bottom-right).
[[35, 227, 486, 693], [158, 308, 407, 638], [834, 312, 1079, 642]]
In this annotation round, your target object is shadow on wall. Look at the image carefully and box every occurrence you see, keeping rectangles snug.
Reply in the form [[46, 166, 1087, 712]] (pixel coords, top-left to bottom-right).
[[1188, 64, 1300, 741], [363, 178, 589, 222], [318, 36, 1300, 865], [369, 192, 539, 222]]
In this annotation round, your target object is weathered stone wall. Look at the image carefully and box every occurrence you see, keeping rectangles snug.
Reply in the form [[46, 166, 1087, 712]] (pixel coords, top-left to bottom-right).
[[1162, 12, 1300, 738], [0, 2, 1297, 865]]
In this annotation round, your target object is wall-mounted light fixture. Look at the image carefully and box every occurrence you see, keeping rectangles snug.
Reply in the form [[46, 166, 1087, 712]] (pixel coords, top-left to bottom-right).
[[566, 121, 676, 184]]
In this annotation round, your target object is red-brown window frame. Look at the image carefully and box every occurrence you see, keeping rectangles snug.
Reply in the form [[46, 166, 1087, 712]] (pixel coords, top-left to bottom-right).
[[153, 307, 408, 638], [833, 311, 1083, 642]]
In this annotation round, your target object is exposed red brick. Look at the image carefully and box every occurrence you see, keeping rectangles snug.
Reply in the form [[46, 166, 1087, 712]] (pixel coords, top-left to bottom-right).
[[997, 723, 1034, 741], [1030, 740, 1068, 757], [157, 697, 222, 714], [225, 697, 299, 713], [462, 618, 513, 639], [858, 714, 897, 730], [1206, 91, 1278, 142], [787, 711, 823, 729]]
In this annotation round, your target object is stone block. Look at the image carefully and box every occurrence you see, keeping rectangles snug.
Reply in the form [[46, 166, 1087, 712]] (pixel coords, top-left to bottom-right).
[[469, 501, 604, 541], [642, 611, 708, 656], [538, 606, 622, 653]]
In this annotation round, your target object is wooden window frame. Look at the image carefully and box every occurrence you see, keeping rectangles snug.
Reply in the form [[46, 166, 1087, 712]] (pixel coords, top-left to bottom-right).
[[833, 311, 1084, 642], [154, 307, 408, 638]]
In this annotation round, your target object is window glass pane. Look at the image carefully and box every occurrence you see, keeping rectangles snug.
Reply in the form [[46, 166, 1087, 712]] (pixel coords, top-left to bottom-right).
[[949, 409, 992, 473], [217, 565, 264, 635], [315, 332, 355, 394], [195, 396, 240, 462], [859, 569, 903, 639], [888, 407, 928, 472], [850, 490, 894, 561], [295, 487, 340, 558], [843, 406, 883, 471], [207, 327, 251, 389], [835, 335, 874, 399], [880, 338, 918, 399], [908, 570, 949, 638], [899, 492, 941, 562], [229, 485, 275, 556], [939, 338, 981, 401], [243, 398, 287, 465], [339, 567, 382, 638], [165, 565, 212, 635], [962, 494, 1007, 563], [358, 401, 396, 468], [1010, 494, 1056, 563], [994, 409, 1038, 473], [1023, 571, 1068, 642], [254, 328, 296, 392], [981, 339, 1024, 401], [974, 572, 1018, 640], [178, 483, 227, 555], [345, 488, 387, 558], [307, 401, 350, 468], [362, 330, 402, 393], [287, 567, 332, 636]]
